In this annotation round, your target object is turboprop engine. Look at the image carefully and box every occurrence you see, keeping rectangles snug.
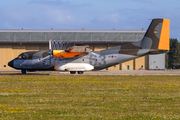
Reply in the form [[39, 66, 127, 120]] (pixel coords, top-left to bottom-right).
[[53, 50, 85, 58], [50, 43, 90, 58]]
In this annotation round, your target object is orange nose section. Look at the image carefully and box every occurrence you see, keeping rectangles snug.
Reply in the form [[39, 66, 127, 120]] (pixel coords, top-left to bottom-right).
[[53, 50, 85, 58]]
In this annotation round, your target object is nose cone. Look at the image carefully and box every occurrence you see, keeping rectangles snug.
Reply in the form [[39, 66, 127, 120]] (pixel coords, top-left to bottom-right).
[[8, 60, 14, 68]]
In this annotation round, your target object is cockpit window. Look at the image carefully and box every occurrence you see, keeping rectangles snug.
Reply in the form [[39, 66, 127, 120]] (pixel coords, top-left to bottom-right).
[[16, 51, 48, 60], [17, 54, 27, 60]]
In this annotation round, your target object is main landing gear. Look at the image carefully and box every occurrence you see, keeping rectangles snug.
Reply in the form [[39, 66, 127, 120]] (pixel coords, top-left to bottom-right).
[[70, 71, 84, 74], [77, 71, 84, 74], [70, 71, 76, 74]]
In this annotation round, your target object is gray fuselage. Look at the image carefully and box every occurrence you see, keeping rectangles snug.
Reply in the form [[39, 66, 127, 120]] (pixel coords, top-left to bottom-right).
[[8, 46, 146, 71]]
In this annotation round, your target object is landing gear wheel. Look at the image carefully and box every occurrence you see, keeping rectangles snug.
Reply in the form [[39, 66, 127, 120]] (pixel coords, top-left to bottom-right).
[[78, 71, 84, 74], [21, 70, 26, 74], [70, 71, 76, 74]]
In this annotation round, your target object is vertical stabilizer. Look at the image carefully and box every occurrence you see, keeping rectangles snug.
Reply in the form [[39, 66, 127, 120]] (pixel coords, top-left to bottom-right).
[[141, 19, 170, 51]]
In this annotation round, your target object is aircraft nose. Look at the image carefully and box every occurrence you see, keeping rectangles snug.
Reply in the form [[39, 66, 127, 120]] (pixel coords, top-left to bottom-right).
[[8, 60, 14, 68]]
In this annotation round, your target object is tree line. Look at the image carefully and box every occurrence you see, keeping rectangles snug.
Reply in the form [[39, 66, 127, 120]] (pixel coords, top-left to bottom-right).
[[166, 38, 180, 69]]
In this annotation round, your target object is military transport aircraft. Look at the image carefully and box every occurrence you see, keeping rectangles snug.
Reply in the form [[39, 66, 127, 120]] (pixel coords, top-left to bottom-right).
[[8, 19, 170, 74]]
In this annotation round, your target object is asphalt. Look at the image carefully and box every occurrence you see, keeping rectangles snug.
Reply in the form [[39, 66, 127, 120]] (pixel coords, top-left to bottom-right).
[[83, 70, 180, 75], [0, 70, 180, 75]]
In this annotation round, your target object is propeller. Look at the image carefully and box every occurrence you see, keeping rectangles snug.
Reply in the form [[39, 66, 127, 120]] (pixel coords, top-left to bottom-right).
[[49, 39, 52, 65]]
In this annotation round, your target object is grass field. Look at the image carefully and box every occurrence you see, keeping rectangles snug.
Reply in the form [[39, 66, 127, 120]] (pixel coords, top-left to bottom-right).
[[0, 75, 180, 119]]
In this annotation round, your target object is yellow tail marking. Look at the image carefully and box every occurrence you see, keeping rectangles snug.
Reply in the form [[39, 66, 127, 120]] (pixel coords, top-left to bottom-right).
[[158, 19, 170, 50]]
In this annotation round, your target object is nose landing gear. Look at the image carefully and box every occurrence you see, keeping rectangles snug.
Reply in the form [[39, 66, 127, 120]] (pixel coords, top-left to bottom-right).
[[21, 70, 26, 74]]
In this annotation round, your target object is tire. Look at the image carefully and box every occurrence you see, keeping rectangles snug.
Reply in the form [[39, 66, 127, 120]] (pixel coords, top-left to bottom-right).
[[70, 71, 76, 74], [78, 71, 84, 74], [21, 70, 26, 74]]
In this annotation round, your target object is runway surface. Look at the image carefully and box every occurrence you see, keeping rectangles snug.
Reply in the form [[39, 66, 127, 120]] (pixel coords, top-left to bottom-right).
[[84, 70, 180, 75], [0, 70, 180, 75]]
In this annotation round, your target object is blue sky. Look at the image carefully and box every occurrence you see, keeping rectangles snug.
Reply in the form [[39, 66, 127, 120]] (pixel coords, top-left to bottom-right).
[[0, 0, 179, 39]]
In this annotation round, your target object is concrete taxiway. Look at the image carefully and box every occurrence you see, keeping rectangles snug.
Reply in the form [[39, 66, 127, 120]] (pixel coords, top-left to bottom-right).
[[83, 70, 180, 75], [1, 70, 180, 75]]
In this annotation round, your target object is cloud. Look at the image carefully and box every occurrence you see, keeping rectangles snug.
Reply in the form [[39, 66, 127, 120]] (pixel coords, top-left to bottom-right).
[[0, 0, 180, 39], [0, 5, 77, 29], [28, 0, 91, 9], [95, 13, 122, 23], [0, 0, 96, 29]]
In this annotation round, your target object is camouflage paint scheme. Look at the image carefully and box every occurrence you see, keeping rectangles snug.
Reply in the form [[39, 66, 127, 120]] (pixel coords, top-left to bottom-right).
[[8, 19, 170, 74]]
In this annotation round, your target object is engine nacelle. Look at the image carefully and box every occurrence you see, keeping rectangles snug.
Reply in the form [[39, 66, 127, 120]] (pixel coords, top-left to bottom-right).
[[53, 50, 84, 58], [54, 63, 94, 71]]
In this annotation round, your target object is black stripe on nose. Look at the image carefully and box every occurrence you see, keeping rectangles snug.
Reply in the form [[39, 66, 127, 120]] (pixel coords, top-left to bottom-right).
[[8, 60, 14, 68]]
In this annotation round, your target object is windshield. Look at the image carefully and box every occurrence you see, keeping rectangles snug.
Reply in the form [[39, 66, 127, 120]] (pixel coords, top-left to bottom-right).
[[17, 53, 27, 60], [15, 51, 48, 60]]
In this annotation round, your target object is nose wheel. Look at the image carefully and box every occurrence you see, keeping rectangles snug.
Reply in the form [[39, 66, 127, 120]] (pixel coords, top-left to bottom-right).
[[21, 70, 26, 74]]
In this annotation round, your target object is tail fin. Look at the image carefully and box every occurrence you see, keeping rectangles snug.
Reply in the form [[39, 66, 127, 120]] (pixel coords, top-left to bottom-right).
[[141, 19, 170, 51]]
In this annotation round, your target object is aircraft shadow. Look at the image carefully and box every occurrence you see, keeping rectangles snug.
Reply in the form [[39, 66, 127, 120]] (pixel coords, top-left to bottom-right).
[[0, 73, 50, 75]]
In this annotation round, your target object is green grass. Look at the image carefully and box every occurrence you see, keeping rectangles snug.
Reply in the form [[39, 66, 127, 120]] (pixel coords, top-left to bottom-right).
[[0, 75, 180, 119]]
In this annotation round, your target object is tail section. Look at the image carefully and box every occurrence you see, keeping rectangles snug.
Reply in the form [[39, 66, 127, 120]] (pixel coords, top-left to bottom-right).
[[141, 19, 170, 51], [118, 19, 169, 56]]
